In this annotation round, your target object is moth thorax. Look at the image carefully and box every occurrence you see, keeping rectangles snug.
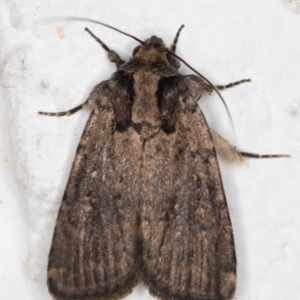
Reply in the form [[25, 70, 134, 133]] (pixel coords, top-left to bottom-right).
[[132, 71, 161, 126]]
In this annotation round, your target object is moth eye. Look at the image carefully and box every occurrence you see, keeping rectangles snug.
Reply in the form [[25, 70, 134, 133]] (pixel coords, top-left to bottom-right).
[[132, 45, 141, 56]]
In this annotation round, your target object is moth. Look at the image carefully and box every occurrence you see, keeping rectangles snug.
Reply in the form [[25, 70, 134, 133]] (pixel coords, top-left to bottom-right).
[[40, 18, 289, 300]]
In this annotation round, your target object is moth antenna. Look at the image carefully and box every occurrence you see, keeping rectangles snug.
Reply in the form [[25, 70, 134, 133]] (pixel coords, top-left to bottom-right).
[[168, 49, 236, 136], [40, 16, 144, 45], [170, 24, 185, 52]]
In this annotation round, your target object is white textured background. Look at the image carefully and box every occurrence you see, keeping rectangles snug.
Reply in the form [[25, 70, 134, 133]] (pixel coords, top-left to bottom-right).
[[1, 1, 300, 299]]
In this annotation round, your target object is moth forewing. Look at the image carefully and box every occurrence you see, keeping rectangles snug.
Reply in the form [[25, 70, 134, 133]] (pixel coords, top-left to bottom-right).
[[41, 22, 289, 300]]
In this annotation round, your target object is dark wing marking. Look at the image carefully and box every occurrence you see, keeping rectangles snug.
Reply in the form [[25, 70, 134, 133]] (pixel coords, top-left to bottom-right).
[[137, 96, 236, 300], [47, 94, 143, 300]]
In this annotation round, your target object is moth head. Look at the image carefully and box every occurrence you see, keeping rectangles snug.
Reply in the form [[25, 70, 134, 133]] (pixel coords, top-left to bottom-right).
[[132, 36, 168, 63], [142, 36, 166, 51]]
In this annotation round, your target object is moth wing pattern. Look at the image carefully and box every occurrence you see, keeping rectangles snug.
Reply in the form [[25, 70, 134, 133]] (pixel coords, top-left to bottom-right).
[[47, 82, 143, 300], [137, 93, 236, 300], [46, 29, 237, 300], [47, 81, 236, 300]]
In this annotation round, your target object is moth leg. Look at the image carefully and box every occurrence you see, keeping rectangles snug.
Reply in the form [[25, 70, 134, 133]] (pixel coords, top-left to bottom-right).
[[39, 81, 108, 116], [239, 151, 290, 159], [216, 79, 251, 90], [167, 24, 184, 69], [170, 24, 185, 53], [85, 27, 125, 68], [210, 129, 245, 164], [38, 103, 86, 117], [211, 129, 290, 163], [184, 74, 213, 96], [185, 75, 251, 98]]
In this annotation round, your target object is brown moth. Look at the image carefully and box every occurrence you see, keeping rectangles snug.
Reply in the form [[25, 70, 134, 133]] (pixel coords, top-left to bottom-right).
[[40, 19, 289, 300]]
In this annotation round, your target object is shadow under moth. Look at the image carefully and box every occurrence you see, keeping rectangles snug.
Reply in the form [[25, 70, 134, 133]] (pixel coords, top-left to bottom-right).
[[39, 18, 289, 300]]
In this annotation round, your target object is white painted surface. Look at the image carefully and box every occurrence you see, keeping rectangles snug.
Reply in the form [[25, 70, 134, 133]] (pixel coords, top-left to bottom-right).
[[0, 1, 299, 299]]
